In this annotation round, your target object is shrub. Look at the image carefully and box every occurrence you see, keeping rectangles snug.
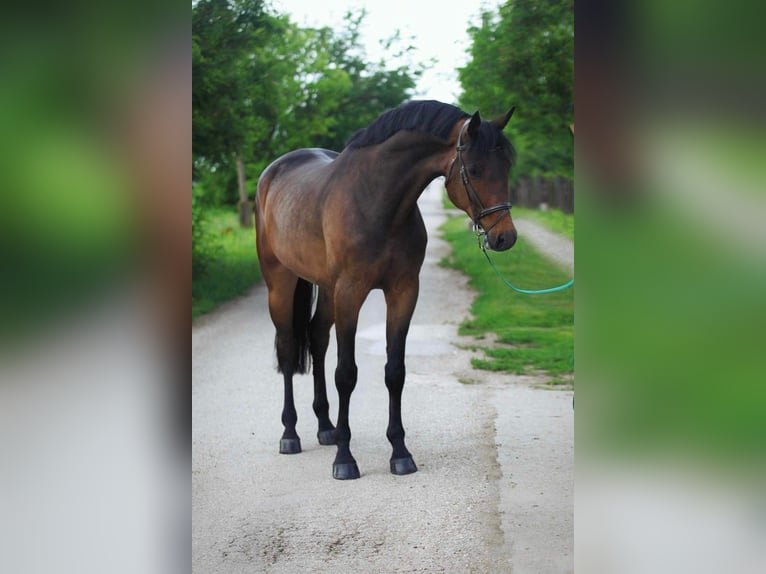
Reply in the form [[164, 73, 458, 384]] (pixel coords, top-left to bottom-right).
[[192, 185, 219, 279]]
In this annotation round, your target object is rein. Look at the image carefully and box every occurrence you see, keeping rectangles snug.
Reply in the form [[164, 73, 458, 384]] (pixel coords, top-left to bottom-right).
[[447, 118, 575, 295]]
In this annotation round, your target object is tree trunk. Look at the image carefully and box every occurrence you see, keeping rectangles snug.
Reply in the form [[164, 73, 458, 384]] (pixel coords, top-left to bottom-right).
[[236, 155, 252, 228]]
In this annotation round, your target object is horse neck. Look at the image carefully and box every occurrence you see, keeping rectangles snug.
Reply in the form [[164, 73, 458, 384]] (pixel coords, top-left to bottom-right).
[[359, 133, 450, 227]]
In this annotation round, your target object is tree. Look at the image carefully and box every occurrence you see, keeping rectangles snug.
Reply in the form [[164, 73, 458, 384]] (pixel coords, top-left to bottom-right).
[[459, 0, 573, 181], [193, 0, 276, 226], [250, 11, 421, 163]]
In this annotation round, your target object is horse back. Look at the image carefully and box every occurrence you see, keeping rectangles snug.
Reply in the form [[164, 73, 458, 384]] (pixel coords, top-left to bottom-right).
[[256, 147, 339, 231], [257, 148, 338, 200]]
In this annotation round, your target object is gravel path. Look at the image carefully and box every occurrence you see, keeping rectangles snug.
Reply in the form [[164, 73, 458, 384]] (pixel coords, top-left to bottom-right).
[[193, 181, 573, 573], [514, 219, 574, 273]]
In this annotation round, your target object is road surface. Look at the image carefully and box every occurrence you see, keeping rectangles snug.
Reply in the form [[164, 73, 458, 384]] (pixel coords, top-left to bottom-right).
[[193, 181, 573, 573]]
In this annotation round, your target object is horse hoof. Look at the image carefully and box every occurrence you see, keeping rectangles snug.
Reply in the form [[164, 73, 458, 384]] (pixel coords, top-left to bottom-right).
[[317, 429, 336, 445], [332, 461, 360, 480], [390, 456, 418, 475], [279, 437, 302, 454]]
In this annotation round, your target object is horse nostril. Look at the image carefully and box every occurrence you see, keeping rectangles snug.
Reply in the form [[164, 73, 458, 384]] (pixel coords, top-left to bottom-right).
[[494, 230, 517, 250]]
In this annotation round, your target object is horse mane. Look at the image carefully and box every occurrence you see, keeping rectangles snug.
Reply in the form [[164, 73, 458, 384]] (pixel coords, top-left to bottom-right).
[[345, 100, 513, 157]]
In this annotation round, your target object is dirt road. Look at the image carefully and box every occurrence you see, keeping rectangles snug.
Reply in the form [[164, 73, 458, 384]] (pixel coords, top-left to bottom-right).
[[192, 181, 573, 573]]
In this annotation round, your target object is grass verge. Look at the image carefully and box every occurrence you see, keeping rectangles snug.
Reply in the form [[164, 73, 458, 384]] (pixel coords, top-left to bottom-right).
[[192, 208, 262, 321], [513, 206, 574, 240], [440, 216, 574, 385]]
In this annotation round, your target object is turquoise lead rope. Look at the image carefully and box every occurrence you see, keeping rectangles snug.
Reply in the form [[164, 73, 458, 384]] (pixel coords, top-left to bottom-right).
[[476, 229, 574, 294], [481, 248, 574, 294]]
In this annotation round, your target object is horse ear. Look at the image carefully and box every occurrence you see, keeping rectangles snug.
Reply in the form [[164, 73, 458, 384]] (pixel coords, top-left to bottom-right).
[[493, 106, 516, 130], [467, 111, 481, 139]]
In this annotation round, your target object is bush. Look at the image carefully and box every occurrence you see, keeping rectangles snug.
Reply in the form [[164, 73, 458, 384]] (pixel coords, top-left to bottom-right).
[[192, 208, 262, 320], [192, 185, 219, 279]]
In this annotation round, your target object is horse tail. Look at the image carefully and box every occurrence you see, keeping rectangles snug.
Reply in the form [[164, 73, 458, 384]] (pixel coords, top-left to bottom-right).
[[286, 278, 315, 375]]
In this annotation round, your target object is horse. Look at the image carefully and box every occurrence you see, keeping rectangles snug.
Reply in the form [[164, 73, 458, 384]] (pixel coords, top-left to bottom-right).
[[255, 100, 517, 480]]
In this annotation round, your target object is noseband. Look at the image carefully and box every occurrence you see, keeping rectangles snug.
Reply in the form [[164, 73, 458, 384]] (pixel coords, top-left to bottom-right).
[[445, 119, 512, 246]]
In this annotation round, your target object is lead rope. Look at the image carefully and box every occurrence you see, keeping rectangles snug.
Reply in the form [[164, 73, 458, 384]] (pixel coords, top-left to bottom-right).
[[476, 228, 574, 294]]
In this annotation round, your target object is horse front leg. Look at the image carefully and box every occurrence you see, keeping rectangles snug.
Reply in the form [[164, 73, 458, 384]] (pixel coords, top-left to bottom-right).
[[384, 277, 419, 475], [331, 283, 365, 480]]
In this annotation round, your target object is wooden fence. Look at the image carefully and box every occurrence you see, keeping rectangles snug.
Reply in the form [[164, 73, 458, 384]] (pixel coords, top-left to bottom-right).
[[511, 175, 574, 213]]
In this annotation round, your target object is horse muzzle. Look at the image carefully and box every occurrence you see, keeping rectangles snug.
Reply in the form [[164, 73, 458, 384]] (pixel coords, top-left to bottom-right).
[[487, 227, 517, 251]]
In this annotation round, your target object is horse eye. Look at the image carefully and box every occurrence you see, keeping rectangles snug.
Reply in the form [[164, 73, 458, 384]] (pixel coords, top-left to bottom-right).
[[468, 166, 481, 178]]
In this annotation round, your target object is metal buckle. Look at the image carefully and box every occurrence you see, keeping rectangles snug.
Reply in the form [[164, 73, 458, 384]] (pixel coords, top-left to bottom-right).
[[473, 223, 488, 250]]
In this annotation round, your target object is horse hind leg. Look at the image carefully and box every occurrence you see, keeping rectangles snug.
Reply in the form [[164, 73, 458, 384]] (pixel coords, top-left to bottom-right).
[[309, 287, 336, 446], [266, 270, 313, 454]]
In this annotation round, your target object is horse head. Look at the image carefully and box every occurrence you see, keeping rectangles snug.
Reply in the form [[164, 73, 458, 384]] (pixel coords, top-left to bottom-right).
[[444, 107, 518, 251]]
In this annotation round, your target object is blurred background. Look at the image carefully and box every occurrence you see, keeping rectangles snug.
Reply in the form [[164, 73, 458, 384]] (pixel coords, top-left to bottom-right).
[[0, 0, 763, 572], [576, 0, 766, 571], [0, 2, 190, 573]]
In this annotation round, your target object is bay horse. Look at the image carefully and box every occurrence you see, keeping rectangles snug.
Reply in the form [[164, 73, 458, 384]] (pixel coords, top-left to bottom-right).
[[255, 100, 517, 480]]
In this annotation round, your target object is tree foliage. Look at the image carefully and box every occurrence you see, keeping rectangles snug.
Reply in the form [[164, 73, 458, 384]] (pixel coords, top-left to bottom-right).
[[192, 185, 218, 279], [192, 0, 273, 176], [459, 0, 573, 181]]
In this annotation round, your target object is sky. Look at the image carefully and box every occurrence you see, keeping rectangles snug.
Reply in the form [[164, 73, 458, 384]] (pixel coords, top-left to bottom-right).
[[272, 0, 501, 104]]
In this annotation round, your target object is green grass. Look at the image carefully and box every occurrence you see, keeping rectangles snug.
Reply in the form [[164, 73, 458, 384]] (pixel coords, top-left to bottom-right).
[[576, 190, 766, 458], [440, 216, 574, 385], [513, 207, 574, 240], [192, 208, 262, 321]]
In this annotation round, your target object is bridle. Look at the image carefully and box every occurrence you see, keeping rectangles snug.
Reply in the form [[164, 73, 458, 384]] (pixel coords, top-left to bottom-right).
[[445, 119, 512, 247]]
